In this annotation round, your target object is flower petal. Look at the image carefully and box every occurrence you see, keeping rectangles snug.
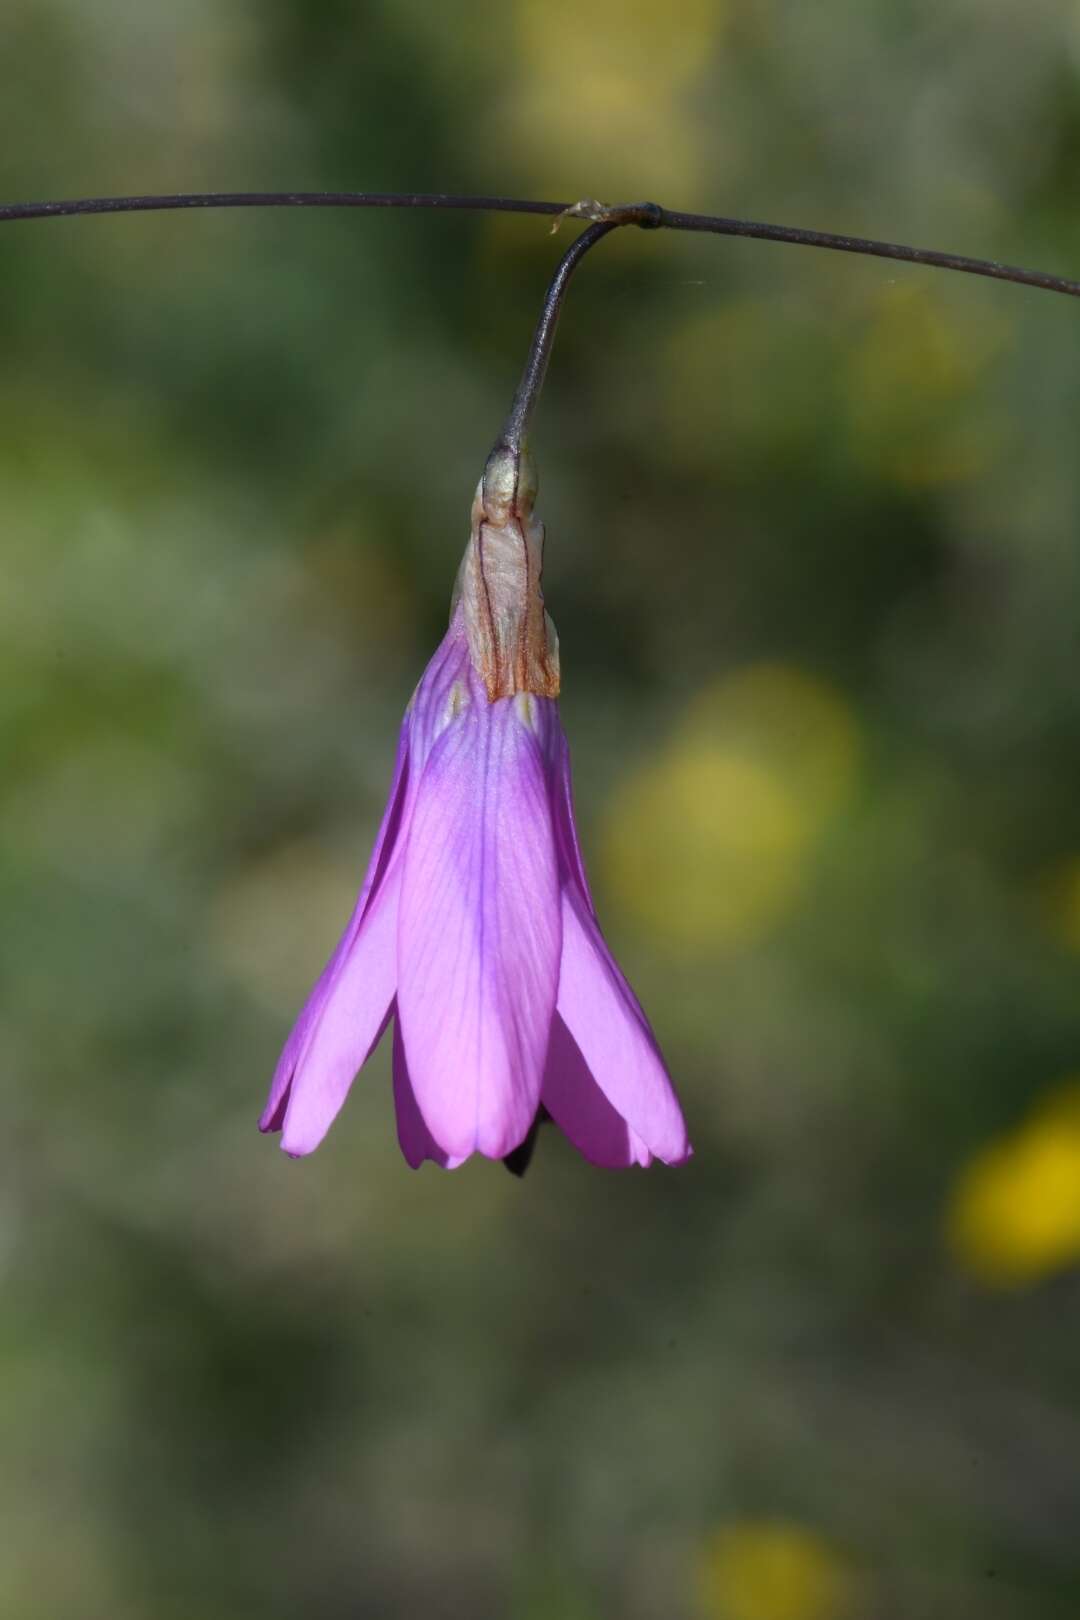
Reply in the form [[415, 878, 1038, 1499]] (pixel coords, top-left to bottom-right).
[[552, 728, 595, 910], [541, 1014, 653, 1167], [402, 619, 474, 779], [275, 860, 401, 1155], [397, 692, 562, 1160], [259, 721, 410, 1135], [392, 1011, 465, 1170], [556, 884, 691, 1164]]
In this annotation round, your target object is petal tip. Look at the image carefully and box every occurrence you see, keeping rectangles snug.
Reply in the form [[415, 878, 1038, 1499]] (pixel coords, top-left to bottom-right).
[[280, 1119, 323, 1158]]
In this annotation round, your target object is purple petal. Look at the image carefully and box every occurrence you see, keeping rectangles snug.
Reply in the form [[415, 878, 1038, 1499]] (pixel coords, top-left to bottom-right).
[[402, 617, 475, 779], [541, 1014, 652, 1167], [392, 1012, 465, 1170], [260, 720, 410, 1135], [275, 859, 401, 1155], [552, 727, 595, 911], [556, 884, 691, 1165], [397, 690, 562, 1160]]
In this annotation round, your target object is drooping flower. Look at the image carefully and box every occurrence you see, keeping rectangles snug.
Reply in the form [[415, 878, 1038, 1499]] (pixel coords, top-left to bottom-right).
[[260, 445, 690, 1171]]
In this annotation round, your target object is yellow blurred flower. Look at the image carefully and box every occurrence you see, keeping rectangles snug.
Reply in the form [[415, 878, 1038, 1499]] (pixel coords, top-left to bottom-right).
[[518, 0, 721, 84], [603, 665, 858, 953], [680, 666, 858, 824], [506, 0, 725, 197], [946, 1082, 1080, 1286], [697, 1520, 852, 1620]]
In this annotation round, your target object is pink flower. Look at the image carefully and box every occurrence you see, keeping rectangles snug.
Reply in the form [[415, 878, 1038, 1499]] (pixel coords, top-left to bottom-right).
[[260, 447, 690, 1171]]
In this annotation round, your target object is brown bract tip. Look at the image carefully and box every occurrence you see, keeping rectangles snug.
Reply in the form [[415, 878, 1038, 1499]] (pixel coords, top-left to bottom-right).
[[452, 444, 560, 702]]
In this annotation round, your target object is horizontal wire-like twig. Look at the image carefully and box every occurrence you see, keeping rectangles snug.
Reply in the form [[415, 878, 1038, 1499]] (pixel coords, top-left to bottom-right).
[[0, 190, 1077, 300]]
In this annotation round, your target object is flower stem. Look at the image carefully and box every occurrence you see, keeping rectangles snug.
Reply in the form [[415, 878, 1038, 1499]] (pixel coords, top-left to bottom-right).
[[493, 202, 664, 459]]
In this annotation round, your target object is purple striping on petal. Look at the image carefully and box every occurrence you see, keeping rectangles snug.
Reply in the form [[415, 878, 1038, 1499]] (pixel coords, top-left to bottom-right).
[[397, 677, 562, 1160]]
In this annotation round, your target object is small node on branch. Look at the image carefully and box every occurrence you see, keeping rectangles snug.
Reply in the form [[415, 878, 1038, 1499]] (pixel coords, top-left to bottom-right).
[[550, 198, 665, 234]]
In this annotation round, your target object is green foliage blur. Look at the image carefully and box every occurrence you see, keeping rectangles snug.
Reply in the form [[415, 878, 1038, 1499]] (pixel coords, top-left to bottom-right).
[[3, 2, 1080, 1616]]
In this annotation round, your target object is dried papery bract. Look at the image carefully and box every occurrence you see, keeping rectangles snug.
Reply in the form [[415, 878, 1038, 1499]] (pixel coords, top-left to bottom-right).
[[452, 445, 560, 702]]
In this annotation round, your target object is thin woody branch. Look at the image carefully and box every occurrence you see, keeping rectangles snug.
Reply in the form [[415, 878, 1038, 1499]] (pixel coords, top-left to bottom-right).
[[0, 190, 1077, 301]]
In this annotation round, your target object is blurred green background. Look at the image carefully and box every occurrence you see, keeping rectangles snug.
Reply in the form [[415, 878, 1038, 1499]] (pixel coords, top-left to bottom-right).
[[3, 2, 1080, 1616]]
